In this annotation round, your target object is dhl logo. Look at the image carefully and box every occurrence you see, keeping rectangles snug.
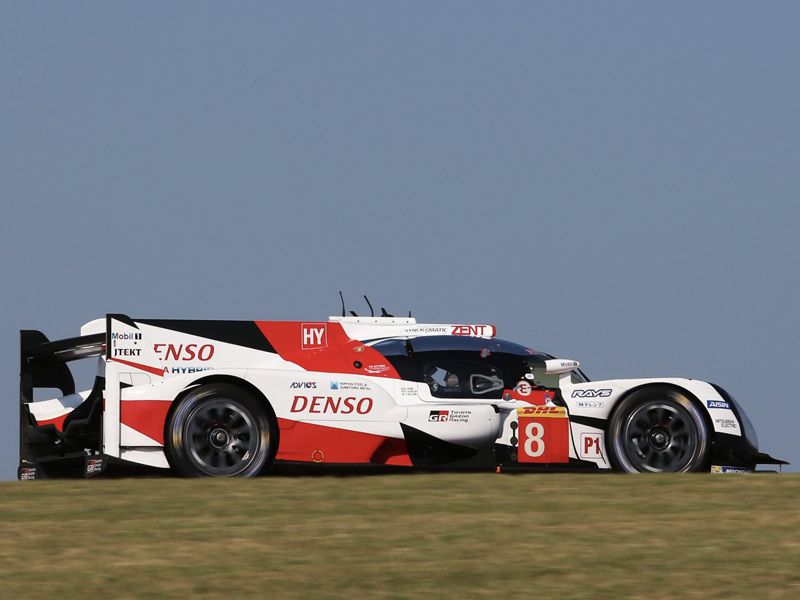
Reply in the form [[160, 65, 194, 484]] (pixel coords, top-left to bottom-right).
[[516, 406, 567, 419]]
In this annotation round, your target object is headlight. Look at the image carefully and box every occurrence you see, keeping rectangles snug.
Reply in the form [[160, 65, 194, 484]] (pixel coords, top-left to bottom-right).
[[711, 384, 759, 449]]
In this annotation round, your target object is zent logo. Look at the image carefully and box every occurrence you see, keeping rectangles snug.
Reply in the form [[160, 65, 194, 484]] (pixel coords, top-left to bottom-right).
[[451, 325, 492, 336], [572, 389, 612, 398], [301, 324, 327, 350]]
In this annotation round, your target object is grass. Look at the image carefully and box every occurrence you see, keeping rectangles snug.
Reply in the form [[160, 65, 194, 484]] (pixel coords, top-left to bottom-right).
[[1, 473, 798, 599]]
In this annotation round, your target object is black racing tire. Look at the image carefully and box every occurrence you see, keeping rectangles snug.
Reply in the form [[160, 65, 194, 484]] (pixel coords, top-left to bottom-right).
[[607, 386, 710, 473], [166, 383, 275, 477]]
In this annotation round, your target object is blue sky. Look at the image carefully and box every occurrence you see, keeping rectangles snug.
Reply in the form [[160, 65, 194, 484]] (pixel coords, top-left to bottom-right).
[[1, 2, 798, 478]]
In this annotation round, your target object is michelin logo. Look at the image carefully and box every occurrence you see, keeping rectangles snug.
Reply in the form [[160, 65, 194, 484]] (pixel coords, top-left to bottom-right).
[[711, 465, 750, 474]]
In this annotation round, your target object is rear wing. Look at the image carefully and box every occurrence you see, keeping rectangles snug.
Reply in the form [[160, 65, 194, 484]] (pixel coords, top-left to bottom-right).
[[19, 329, 105, 473]]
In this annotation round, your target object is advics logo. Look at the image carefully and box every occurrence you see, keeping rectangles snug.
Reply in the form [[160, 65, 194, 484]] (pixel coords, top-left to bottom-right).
[[290, 381, 317, 389]]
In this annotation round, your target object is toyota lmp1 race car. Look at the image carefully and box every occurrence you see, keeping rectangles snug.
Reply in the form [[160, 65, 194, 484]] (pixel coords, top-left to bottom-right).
[[18, 310, 787, 479]]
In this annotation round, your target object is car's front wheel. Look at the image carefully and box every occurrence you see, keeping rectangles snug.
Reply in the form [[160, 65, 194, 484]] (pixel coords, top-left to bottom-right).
[[166, 383, 275, 477], [607, 386, 710, 473]]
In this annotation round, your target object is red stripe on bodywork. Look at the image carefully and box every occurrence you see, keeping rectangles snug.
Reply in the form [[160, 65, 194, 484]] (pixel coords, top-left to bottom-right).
[[256, 321, 399, 379], [35, 413, 69, 432], [120, 400, 172, 444], [110, 357, 165, 377], [276, 418, 411, 466]]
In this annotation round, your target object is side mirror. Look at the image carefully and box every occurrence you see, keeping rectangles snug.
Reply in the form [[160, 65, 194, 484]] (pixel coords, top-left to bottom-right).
[[544, 359, 580, 375]]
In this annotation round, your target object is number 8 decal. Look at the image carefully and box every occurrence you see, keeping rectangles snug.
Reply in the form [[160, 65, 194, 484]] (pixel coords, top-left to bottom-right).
[[516, 405, 570, 464], [524, 422, 545, 458]]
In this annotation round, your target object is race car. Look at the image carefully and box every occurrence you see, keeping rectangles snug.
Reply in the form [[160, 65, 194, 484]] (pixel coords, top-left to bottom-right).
[[18, 311, 786, 479]]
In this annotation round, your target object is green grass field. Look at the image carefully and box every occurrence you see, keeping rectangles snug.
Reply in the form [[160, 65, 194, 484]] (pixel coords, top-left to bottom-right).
[[1, 473, 798, 599]]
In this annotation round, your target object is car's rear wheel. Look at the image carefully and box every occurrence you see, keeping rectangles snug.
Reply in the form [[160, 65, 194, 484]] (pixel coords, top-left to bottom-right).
[[166, 383, 274, 477], [608, 386, 710, 473]]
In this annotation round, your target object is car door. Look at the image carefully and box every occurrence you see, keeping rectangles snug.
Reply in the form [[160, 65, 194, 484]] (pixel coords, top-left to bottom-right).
[[398, 352, 501, 449]]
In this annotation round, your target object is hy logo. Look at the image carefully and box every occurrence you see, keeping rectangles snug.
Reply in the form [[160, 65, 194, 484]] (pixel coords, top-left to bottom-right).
[[301, 324, 327, 350]]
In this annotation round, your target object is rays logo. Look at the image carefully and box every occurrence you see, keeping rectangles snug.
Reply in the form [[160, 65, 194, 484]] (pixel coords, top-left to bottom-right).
[[572, 389, 612, 398]]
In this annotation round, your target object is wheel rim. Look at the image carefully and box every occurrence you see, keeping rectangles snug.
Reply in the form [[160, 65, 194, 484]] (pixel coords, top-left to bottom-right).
[[184, 398, 263, 476], [618, 400, 701, 473]]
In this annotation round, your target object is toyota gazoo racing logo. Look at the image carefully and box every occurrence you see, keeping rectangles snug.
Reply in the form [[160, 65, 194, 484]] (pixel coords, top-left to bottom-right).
[[429, 410, 450, 422], [571, 388, 612, 398], [290, 395, 373, 415]]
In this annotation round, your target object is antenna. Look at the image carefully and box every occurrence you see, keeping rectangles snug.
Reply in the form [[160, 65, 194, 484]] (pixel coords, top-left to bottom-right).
[[338, 291, 346, 317], [363, 294, 375, 317], [381, 307, 393, 317]]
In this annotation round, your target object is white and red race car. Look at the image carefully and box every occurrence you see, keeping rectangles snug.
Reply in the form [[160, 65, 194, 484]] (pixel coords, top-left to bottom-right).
[[18, 312, 785, 478]]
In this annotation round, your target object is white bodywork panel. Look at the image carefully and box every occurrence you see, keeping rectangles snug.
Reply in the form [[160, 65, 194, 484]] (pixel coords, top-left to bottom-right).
[[561, 378, 740, 436]]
